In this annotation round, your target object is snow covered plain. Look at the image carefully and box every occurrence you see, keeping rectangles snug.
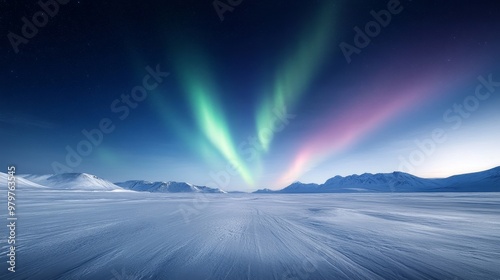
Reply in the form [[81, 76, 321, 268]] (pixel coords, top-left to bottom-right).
[[1, 191, 500, 279]]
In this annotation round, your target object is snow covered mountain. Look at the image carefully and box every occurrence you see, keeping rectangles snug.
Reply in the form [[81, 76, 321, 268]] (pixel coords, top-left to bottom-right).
[[18, 173, 121, 191], [0, 172, 48, 189], [433, 166, 500, 192], [253, 188, 278, 193], [8, 167, 500, 193], [116, 180, 226, 193], [279, 182, 321, 193], [255, 166, 500, 193], [9, 172, 226, 193], [319, 172, 443, 192]]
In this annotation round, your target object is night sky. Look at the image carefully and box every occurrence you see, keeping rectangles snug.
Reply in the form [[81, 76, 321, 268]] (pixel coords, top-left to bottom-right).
[[1, 0, 500, 191]]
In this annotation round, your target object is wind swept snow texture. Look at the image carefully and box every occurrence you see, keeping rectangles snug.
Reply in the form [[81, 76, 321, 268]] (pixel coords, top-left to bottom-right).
[[1, 192, 499, 279], [116, 180, 226, 193], [18, 173, 121, 190]]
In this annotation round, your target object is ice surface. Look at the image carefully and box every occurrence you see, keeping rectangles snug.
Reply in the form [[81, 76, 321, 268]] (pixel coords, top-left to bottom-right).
[[1, 191, 499, 279]]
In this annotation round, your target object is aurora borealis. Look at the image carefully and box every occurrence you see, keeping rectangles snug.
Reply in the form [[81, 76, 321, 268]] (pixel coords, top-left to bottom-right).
[[1, 0, 500, 190], [256, 1, 336, 152]]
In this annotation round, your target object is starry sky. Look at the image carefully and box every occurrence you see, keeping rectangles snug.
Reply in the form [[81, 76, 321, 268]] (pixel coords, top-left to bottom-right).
[[1, 0, 500, 191]]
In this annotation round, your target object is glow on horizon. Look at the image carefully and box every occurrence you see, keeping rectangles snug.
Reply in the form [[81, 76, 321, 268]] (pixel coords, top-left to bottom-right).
[[278, 91, 424, 186], [277, 64, 480, 187]]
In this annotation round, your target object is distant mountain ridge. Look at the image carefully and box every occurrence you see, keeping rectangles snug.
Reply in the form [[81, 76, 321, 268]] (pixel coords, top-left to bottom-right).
[[10, 173, 226, 193], [115, 180, 226, 193], [254, 166, 500, 193], [4, 167, 499, 193]]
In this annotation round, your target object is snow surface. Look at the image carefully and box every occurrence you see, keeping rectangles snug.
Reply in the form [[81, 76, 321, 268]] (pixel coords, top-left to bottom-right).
[[1, 191, 500, 279]]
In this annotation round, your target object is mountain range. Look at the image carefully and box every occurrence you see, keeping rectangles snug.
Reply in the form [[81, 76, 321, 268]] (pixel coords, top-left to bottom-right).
[[10, 173, 225, 193], [19, 173, 121, 191], [1, 166, 499, 193], [255, 166, 500, 193], [115, 180, 226, 193]]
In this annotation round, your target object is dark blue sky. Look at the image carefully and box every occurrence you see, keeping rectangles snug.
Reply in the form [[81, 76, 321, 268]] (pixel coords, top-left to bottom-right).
[[1, 0, 500, 190]]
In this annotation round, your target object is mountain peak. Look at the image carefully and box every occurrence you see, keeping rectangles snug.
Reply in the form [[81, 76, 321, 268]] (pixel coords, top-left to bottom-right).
[[115, 180, 226, 193], [19, 172, 120, 190], [279, 167, 500, 193]]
